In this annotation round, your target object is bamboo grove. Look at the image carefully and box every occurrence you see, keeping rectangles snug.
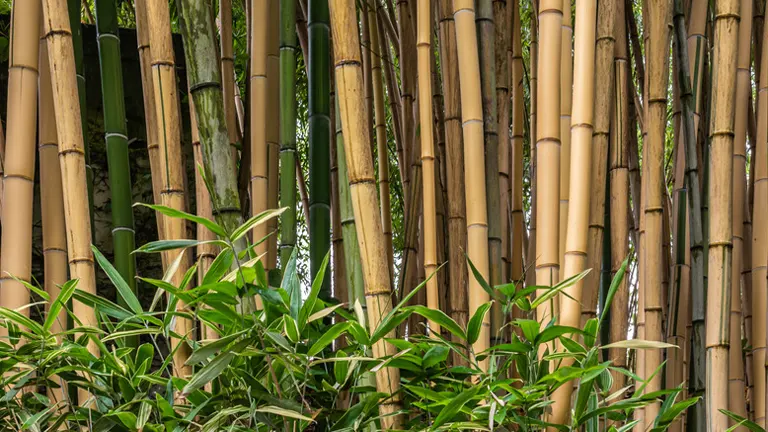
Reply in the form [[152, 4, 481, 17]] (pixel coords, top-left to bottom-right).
[[2, 0, 768, 428]]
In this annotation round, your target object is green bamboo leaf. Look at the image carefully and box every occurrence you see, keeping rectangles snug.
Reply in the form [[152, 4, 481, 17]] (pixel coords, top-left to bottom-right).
[[73, 289, 133, 321], [186, 330, 247, 365], [137, 203, 228, 238], [308, 322, 351, 356], [432, 385, 481, 428], [284, 315, 300, 343], [0, 307, 43, 334], [601, 340, 677, 350], [202, 248, 234, 285], [531, 268, 591, 310], [467, 302, 493, 344], [230, 208, 287, 242], [719, 409, 764, 432], [102, 328, 162, 342], [44, 279, 77, 332], [598, 257, 629, 331], [135, 239, 224, 253], [182, 351, 235, 396], [307, 303, 345, 324], [254, 405, 314, 422], [407, 305, 466, 340], [299, 251, 330, 329], [466, 254, 501, 301], [21, 402, 57, 429], [93, 246, 142, 314], [282, 248, 301, 320], [536, 326, 585, 345]]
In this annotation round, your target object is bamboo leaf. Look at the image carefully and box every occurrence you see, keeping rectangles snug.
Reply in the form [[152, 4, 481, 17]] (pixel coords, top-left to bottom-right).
[[93, 246, 143, 314], [300, 251, 330, 329], [308, 322, 351, 356], [44, 279, 77, 332], [136, 203, 228, 238], [254, 405, 314, 422], [531, 268, 591, 310], [230, 208, 287, 242], [432, 385, 481, 428], [598, 257, 629, 330], [601, 340, 677, 350], [406, 305, 466, 340], [467, 302, 493, 344], [202, 248, 234, 285], [0, 307, 43, 334], [182, 351, 235, 396]]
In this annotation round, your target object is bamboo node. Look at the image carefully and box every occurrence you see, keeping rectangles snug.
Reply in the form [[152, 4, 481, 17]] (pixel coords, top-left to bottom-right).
[[58, 148, 86, 157], [189, 81, 223, 93], [4, 174, 34, 182]]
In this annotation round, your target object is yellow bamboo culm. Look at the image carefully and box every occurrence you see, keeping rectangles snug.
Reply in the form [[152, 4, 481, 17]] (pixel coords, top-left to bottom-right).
[[250, 0, 269, 264], [0, 0, 40, 332], [453, 0, 491, 364], [549, 0, 597, 422], [328, 0, 403, 427], [417, 0, 440, 336], [727, 0, 751, 423], [38, 15, 69, 406], [534, 0, 562, 325], [144, 0, 193, 380], [557, 0, 572, 282]]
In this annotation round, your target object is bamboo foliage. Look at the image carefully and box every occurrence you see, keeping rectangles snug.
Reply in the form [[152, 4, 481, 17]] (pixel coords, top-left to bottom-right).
[[329, 0, 403, 425], [0, 0, 40, 326]]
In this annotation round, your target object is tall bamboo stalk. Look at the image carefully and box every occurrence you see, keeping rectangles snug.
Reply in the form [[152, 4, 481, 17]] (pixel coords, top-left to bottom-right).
[[535, 0, 563, 325], [94, 0, 138, 317], [266, 0, 279, 278], [308, 0, 331, 296], [280, 0, 298, 269], [41, 0, 98, 369], [494, 0, 510, 285], [219, 0, 240, 163], [329, 0, 403, 425], [453, 0, 491, 363], [582, 0, 617, 323], [39, 32, 68, 404], [728, 0, 751, 422], [550, 0, 597, 421], [251, 0, 269, 266], [417, 0, 440, 335], [368, 4, 394, 285], [753, 4, 768, 428], [510, 0, 524, 287], [526, 3, 539, 291], [145, 0, 193, 378], [0, 0, 40, 327], [558, 0, 572, 283], [437, 0, 469, 363]]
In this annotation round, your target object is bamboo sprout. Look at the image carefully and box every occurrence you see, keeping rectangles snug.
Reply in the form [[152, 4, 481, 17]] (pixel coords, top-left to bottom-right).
[[329, 0, 403, 425]]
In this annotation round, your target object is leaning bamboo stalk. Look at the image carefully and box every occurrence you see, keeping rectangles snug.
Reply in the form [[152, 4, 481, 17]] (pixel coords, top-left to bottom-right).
[[728, 0, 751, 422], [453, 0, 492, 364], [0, 0, 40, 327], [549, 0, 597, 421], [368, 4, 394, 285], [558, 0, 572, 284], [437, 0, 469, 364], [706, 0, 739, 425], [329, 0, 403, 426], [608, 0, 632, 399], [510, 0, 524, 286], [752, 4, 768, 428], [39, 31, 68, 404], [582, 0, 618, 323], [144, 0, 193, 379], [417, 0, 440, 335]]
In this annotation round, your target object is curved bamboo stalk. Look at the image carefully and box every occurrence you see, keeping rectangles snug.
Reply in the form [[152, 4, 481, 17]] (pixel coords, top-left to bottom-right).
[[329, 0, 403, 425], [368, 4, 394, 286], [0, 0, 40, 327], [280, 0, 298, 269], [437, 0, 469, 364], [308, 0, 331, 296], [94, 0, 138, 318], [417, 0, 440, 335], [144, 0, 193, 379], [535, 0, 563, 325], [549, 0, 597, 421], [727, 0, 751, 423], [453, 0, 491, 364], [582, 0, 617, 323]]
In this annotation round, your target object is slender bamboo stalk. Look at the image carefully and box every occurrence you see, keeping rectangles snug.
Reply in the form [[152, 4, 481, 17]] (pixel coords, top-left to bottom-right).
[[266, 0, 279, 279], [251, 0, 269, 262], [308, 0, 331, 296], [417, 0, 440, 335], [752, 4, 768, 428], [94, 0, 138, 319], [510, 0, 524, 287], [398, 0, 415, 208], [145, 0, 193, 379], [549, 0, 597, 420], [705, 0, 739, 425], [437, 0, 469, 363], [219, 0, 240, 164], [494, 0, 510, 288], [728, 0, 751, 423], [368, 4, 394, 286], [582, 0, 618, 323], [526, 3, 539, 291], [0, 0, 40, 328], [453, 0, 491, 364], [330, 100, 347, 306], [39, 31, 69, 404], [329, 0, 403, 425], [558, 0, 572, 285], [280, 0, 298, 269]]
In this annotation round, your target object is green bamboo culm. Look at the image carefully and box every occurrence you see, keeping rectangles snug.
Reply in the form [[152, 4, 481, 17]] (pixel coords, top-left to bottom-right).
[[177, 0, 244, 237], [94, 0, 138, 328], [335, 103, 366, 326], [308, 0, 331, 297], [68, 0, 95, 229], [279, 0, 298, 272]]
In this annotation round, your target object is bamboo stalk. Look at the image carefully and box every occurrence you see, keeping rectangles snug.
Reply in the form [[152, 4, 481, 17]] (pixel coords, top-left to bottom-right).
[[526, 1, 539, 291], [453, 0, 491, 365], [510, 0, 524, 288], [39, 29, 69, 404], [251, 0, 269, 263], [728, 0, 751, 423], [94, 0, 138, 320], [550, 0, 597, 420], [398, 0, 415, 218], [144, 0, 193, 379], [558, 0, 572, 286], [417, 0, 440, 335], [0, 0, 40, 327], [280, 0, 298, 269], [219, 0, 240, 164], [266, 0, 279, 279], [329, 0, 403, 425], [494, 0, 510, 287]]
